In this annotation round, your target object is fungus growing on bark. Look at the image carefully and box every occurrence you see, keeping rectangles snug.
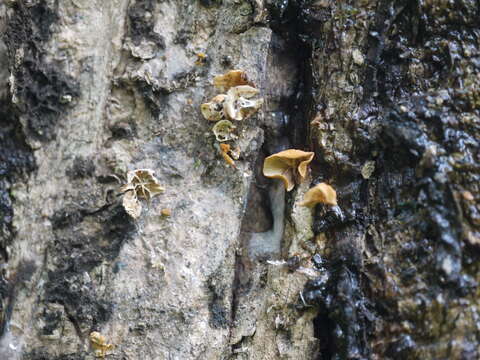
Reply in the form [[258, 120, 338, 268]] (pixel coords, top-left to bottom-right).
[[161, 208, 171, 217], [263, 149, 314, 191], [201, 70, 262, 167], [200, 94, 226, 121], [299, 183, 337, 207], [89, 331, 114, 358], [213, 69, 252, 92], [212, 119, 237, 142], [220, 143, 236, 167], [224, 85, 263, 121], [120, 169, 165, 219], [195, 52, 208, 66]]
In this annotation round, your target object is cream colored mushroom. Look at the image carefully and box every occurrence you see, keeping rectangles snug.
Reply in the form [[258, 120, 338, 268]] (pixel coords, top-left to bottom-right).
[[224, 85, 263, 121], [200, 94, 227, 121], [263, 149, 314, 191], [299, 183, 337, 207]]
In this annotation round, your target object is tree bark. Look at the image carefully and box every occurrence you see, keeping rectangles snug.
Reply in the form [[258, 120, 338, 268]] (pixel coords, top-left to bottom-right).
[[0, 1, 479, 359]]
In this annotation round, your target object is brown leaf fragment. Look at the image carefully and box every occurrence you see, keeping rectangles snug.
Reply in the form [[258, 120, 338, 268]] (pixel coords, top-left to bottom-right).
[[299, 183, 337, 207]]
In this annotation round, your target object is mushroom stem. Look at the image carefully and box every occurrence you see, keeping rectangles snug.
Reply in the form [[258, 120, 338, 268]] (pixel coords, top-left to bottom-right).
[[248, 180, 285, 259]]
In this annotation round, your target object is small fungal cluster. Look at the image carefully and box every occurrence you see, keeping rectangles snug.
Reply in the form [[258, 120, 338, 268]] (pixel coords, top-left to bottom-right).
[[201, 70, 264, 167], [262, 149, 337, 207], [120, 169, 165, 219], [89, 331, 114, 358]]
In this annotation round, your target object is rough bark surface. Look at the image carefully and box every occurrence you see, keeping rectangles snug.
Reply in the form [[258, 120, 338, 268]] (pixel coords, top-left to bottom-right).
[[0, 1, 479, 360]]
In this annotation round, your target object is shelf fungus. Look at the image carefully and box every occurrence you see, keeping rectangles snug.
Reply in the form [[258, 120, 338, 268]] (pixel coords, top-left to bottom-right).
[[224, 85, 263, 121], [213, 69, 253, 92], [212, 119, 237, 142], [89, 331, 113, 358], [200, 94, 226, 121], [263, 149, 314, 191], [120, 169, 165, 219], [299, 183, 337, 207]]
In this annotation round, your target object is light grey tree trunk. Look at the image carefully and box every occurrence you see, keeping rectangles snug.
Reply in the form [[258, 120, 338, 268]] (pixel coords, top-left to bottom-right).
[[1, 1, 479, 360]]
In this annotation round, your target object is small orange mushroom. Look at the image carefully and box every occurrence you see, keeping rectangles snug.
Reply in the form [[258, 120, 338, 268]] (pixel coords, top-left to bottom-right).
[[220, 143, 236, 168], [263, 149, 314, 191], [299, 183, 337, 207], [213, 70, 253, 92]]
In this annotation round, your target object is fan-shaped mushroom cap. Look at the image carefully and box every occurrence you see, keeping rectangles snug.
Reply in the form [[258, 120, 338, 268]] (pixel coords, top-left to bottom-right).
[[299, 183, 337, 207], [213, 70, 253, 92], [263, 149, 314, 191]]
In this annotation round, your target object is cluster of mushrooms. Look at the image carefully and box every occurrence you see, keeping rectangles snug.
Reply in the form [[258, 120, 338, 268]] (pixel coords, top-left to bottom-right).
[[201, 70, 337, 208], [263, 149, 337, 208], [201, 70, 264, 167], [119, 72, 337, 219]]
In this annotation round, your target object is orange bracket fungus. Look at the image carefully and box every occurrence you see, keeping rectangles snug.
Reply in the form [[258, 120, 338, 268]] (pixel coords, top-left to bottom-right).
[[213, 69, 253, 92], [263, 149, 314, 191], [299, 182, 337, 207], [120, 169, 165, 219]]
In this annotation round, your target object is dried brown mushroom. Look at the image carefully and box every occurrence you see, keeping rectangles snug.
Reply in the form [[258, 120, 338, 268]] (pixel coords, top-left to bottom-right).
[[122, 190, 142, 219], [263, 149, 314, 191], [120, 169, 165, 219], [213, 70, 253, 92], [200, 94, 226, 121], [212, 120, 237, 142], [299, 183, 337, 207], [224, 85, 263, 121]]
